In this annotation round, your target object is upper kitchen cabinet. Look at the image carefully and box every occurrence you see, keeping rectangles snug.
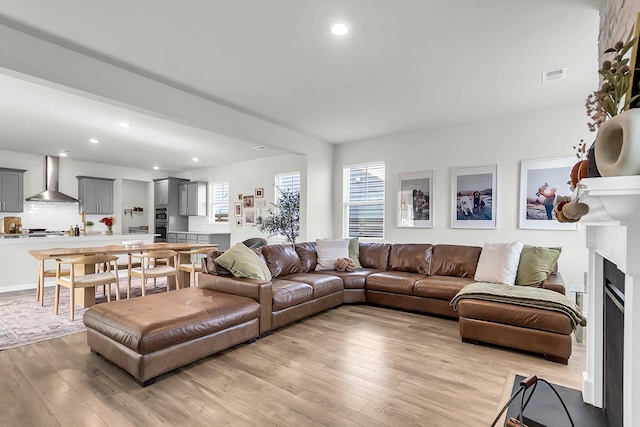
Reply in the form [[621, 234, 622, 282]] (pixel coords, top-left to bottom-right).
[[179, 181, 207, 216], [0, 168, 26, 212], [77, 176, 114, 214], [154, 177, 188, 207]]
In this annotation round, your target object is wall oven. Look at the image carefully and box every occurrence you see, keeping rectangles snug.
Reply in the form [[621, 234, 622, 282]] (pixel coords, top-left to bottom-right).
[[155, 208, 168, 221]]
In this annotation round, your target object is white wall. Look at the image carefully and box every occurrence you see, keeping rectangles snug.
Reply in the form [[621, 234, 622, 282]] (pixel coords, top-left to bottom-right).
[[333, 102, 592, 286], [120, 179, 151, 232]]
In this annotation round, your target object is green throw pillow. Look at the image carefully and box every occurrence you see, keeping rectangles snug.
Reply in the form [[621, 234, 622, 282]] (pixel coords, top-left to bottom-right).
[[349, 238, 363, 269], [215, 243, 272, 281], [515, 246, 561, 286]]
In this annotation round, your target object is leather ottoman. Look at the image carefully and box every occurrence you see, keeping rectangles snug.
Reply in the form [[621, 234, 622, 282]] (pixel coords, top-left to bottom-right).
[[456, 299, 574, 364], [84, 287, 261, 385]]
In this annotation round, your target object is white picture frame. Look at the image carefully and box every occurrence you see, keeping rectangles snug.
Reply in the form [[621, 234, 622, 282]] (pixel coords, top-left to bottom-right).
[[519, 157, 577, 230], [397, 170, 433, 228], [451, 165, 497, 229]]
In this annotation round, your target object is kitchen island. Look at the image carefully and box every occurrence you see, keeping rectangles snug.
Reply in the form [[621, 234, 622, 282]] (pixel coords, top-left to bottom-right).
[[0, 233, 157, 293]]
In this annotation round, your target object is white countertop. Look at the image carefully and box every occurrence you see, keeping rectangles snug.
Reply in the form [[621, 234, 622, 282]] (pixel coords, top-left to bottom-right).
[[0, 233, 157, 244]]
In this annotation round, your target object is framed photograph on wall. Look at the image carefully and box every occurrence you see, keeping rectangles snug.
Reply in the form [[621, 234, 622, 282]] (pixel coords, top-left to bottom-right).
[[243, 195, 254, 208], [451, 165, 497, 229], [234, 202, 242, 217], [519, 157, 577, 230], [397, 170, 433, 228], [255, 187, 264, 198], [235, 218, 243, 227], [244, 209, 256, 225]]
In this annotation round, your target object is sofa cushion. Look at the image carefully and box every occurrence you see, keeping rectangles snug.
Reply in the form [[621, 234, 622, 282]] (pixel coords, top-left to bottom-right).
[[271, 279, 314, 311], [456, 299, 573, 335], [260, 245, 303, 278], [315, 238, 350, 270], [413, 275, 474, 300], [295, 242, 318, 272], [366, 271, 425, 295], [214, 243, 272, 281], [206, 249, 231, 276], [83, 288, 261, 354], [515, 246, 562, 286], [286, 273, 344, 298], [474, 241, 524, 286], [349, 238, 363, 269], [388, 244, 433, 274], [431, 244, 482, 278], [359, 243, 392, 270], [321, 268, 379, 289]]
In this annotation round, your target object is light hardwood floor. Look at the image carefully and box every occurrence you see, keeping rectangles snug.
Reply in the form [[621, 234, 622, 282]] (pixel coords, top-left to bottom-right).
[[0, 305, 585, 426]]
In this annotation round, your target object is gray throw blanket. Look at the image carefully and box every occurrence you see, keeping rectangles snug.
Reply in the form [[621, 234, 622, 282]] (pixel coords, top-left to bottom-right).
[[450, 282, 587, 330]]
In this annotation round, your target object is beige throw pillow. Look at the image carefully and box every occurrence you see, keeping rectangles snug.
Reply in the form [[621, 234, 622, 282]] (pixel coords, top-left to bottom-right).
[[474, 241, 524, 286], [315, 238, 350, 271]]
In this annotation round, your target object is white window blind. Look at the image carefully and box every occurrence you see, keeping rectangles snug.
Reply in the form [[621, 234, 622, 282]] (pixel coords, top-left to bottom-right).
[[275, 172, 300, 194], [210, 181, 229, 223], [343, 162, 385, 238]]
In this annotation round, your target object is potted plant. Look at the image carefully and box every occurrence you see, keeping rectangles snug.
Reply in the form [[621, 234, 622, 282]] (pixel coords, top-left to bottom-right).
[[256, 187, 299, 245]]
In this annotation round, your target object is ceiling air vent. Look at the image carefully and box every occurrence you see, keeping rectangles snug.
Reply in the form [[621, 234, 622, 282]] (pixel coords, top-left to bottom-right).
[[542, 67, 567, 84]]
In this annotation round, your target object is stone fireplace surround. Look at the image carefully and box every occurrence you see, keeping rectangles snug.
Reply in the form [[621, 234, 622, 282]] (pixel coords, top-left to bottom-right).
[[577, 176, 640, 427]]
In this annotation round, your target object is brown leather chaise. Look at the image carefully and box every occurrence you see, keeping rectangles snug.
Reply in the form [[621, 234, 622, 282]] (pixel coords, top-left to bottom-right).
[[84, 287, 263, 385]]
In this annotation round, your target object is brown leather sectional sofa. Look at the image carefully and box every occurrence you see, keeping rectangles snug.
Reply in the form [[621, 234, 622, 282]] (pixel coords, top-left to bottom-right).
[[199, 242, 572, 363]]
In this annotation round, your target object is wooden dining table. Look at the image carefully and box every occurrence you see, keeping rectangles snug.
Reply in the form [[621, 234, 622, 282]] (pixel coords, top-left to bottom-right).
[[29, 242, 217, 308]]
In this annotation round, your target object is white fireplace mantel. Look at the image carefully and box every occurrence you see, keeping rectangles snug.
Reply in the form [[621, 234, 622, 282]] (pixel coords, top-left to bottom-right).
[[576, 176, 640, 426]]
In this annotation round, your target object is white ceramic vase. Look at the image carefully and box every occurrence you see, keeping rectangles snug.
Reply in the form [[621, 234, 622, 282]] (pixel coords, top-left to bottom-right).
[[595, 109, 640, 176]]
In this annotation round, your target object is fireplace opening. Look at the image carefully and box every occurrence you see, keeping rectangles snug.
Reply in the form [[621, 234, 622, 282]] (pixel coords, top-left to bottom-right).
[[603, 258, 624, 427]]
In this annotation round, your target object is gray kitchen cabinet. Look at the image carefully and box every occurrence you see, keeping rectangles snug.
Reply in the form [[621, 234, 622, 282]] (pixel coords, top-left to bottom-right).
[[77, 176, 114, 214], [154, 179, 169, 206], [166, 232, 230, 250], [0, 168, 26, 212], [167, 232, 178, 243], [179, 181, 207, 216]]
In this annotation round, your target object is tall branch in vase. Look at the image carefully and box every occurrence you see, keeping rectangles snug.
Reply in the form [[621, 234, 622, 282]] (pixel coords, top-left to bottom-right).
[[257, 187, 300, 246]]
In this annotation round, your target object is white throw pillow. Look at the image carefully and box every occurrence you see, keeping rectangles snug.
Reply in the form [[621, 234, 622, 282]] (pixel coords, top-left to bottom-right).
[[474, 241, 524, 286], [315, 238, 350, 271]]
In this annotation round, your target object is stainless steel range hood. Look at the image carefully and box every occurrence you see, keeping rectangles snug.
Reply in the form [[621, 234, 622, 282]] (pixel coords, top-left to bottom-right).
[[26, 156, 78, 203]]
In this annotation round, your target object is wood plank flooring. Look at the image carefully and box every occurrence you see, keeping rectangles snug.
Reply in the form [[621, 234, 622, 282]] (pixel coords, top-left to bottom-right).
[[0, 305, 586, 426]]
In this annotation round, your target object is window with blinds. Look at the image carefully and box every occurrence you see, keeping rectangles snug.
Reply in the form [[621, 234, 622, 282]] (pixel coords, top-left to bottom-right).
[[210, 181, 229, 223], [275, 172, 300, 194], [343, 162, 385, 238]]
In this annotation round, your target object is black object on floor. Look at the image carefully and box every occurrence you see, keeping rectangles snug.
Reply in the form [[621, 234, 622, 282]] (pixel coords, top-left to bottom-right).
[[505, 375, 606, 427]]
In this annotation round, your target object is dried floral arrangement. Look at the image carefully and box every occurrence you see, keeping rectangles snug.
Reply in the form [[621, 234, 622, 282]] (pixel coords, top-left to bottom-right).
[[586, 38, 639, 132]]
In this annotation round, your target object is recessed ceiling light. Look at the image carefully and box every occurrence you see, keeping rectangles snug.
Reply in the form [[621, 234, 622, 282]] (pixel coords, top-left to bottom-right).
[[89, 138, 99, 144], [252, 145, 267, 151], [118, 122, 132, 128], [331, 23, 349, 36], [58, 149, 70, 157], [153, 165, 159, 170], [192, 157, 199, 162]]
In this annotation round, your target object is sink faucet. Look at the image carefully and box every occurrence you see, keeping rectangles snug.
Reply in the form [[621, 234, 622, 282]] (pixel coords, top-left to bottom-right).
[[81, 210, 87, 236]]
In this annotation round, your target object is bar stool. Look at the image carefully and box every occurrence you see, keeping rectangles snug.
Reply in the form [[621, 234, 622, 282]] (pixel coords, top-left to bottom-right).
[[36, 258, 70, 307], [127, 250, 178, 297], [55, 255, 119, 321], [177, 247, 217, 287]]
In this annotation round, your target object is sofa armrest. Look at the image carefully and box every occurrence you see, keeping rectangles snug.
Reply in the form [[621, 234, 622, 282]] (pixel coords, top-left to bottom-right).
[[198, 273, 272, 335], [542, 272, 565, 295]]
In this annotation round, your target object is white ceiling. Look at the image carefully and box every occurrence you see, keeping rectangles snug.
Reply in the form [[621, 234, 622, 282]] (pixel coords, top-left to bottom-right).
[[0, 0, 601, 173]]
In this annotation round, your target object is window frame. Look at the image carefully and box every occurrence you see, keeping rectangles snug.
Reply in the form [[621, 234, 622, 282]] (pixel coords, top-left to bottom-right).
[[342, 161, 385, 239], [209, 180, 230, 223]]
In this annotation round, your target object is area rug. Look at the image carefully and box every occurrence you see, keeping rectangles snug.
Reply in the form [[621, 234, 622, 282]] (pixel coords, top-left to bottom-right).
[[504, 374, 605, 426], [0, 278, 169, 350]]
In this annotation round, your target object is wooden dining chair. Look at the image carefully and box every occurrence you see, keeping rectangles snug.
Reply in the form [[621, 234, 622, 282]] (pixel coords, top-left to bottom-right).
[[55, 254, 119, 320], [37, 258, 70, 307], [127, 249, 178, 297], [177, 247, 217, 288]]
